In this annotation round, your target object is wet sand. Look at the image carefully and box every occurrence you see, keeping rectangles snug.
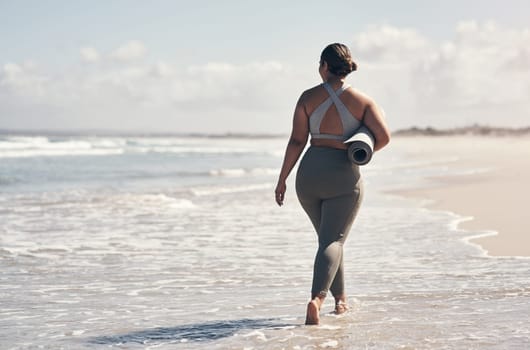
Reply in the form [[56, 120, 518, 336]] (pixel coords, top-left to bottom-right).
[[390, 135, 530, 257]]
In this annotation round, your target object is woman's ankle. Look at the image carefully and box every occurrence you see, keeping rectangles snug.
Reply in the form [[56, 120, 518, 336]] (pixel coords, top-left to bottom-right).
[[333, 294, 346, 305], [310, 295, 325, 309]]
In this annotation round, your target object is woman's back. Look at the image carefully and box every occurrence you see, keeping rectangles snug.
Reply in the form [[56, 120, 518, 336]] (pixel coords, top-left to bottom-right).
[[302, 82, 369, 150]]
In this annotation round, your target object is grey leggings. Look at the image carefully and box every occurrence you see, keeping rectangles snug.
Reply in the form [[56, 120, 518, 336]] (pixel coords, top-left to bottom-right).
[[295, 146, 363, 298]]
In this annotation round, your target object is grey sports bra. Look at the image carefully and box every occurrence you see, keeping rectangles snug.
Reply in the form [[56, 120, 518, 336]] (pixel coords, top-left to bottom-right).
[[309, 82, 361, 141]]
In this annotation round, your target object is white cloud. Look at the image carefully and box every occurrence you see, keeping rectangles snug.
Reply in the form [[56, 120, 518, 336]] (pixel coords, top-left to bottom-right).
[[0, 55, 299, 132], [352, 25, 431, 64], [3, 63, 23, 76], [351, 21, 530, 129], [413, 21, 530, 112], [2, 23, 530, 133], [109, 40, 147, 61], [151, 62, 175, 78], [0, 62, 49, 100], [80, 47, 100, 63]]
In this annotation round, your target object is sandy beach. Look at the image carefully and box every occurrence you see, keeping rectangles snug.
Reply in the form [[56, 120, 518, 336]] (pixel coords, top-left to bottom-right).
[[390, 135, 530, 257]]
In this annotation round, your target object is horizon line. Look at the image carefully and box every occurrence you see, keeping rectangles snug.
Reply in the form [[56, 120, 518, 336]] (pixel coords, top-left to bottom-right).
[[1, 124, 530, 138]]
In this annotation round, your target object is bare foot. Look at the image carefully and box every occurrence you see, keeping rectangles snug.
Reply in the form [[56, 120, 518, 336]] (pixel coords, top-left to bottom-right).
[[334, 301, 349, 315], [305, 300, 320, 325]]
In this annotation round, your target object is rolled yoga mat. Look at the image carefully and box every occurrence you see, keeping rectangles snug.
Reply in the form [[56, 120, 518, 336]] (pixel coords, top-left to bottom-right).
[[343, 126, 375, 165]]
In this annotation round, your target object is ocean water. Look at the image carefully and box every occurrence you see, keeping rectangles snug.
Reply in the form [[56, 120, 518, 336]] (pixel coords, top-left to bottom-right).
[[0, 134, 529, 350]]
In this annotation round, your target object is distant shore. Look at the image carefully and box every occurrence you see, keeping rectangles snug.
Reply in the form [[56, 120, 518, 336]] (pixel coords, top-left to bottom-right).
[[2, 125, 530, 138], [392, 125, 530, 137], [389, 135, 530, 257]]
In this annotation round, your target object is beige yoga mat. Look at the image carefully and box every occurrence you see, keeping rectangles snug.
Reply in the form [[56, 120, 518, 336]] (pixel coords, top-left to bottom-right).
[[343, 126, 375, 165]]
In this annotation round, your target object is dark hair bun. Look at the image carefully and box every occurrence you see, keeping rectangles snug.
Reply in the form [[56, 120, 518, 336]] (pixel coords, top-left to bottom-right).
[[320, 43, 357, 76]]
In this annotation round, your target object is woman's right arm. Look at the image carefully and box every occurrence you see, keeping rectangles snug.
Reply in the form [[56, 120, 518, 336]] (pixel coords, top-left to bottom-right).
[[275, 93, 309, 206], [362, 98, 391, 151]]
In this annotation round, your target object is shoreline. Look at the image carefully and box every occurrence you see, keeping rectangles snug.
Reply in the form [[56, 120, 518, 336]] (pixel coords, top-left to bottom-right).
[[387, 135, 530, 258]]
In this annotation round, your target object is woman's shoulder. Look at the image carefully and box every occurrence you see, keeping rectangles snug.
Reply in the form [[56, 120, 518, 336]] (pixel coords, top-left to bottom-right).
[[344, 87, 376, 105], [302, 83, 325, 96], [298, 83, 326, 104]]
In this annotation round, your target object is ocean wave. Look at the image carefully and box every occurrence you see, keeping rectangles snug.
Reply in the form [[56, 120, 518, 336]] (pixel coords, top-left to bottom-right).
[[0, 135, 279, 158], [111, 193, 195, 209], [209, 168, 278, 177], [209, 168, 247, 177], [190, 183, 273, 196], [0, 136, 125, 158], [144, 146, 253, 154], [0, 148, 124, 158]]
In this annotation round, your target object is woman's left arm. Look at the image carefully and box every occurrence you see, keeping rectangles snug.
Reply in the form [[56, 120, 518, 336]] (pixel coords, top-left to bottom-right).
[[275, 94, 309, 206], [363, 98, 391, 152]]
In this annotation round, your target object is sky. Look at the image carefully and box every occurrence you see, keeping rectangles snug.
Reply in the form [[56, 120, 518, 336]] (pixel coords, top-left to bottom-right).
[[1, 0, 529, 134]]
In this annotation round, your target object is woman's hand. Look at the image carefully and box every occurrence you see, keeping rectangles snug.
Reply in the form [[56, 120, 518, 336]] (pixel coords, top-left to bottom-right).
[[275, 181, 286, 206]]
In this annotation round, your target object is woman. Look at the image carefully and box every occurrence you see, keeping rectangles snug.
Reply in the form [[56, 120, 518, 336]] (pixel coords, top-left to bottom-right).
[[275, 43, 390, 325]]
